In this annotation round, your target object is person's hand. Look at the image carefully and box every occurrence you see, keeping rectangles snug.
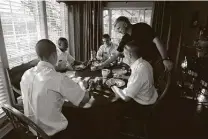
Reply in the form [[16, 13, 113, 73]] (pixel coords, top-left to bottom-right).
[[78, 80, 88, 90], [163, 60, 173, 71], [95, 63, 105, 70]]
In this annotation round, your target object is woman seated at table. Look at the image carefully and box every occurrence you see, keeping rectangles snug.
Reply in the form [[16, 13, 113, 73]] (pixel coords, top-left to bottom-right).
[[107, 40, 158, 116], [56, 37, 86, 72]]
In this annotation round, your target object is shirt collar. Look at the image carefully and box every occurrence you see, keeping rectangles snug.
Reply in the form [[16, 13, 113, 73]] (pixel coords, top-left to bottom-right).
[[37, 61, 55, 70], [130, 57, 143, 70]]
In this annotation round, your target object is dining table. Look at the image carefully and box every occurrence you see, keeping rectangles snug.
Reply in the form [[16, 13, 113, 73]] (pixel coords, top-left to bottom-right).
[[62, 62, 131, 139]]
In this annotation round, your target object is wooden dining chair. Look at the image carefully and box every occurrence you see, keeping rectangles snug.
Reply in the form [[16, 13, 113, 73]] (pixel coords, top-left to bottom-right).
[[119, 59, 172, 139], [1, 104, 50, 139]]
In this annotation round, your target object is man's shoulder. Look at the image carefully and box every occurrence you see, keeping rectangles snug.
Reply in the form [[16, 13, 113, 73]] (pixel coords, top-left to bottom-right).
[[134, 59, 152, 71], [22, 67, 35, 78], [133, 22, 152, 31], [21, 67, 36, 84], [133, 22, 150, 27]]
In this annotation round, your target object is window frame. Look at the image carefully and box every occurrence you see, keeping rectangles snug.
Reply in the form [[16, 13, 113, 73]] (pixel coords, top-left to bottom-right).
[[103, 7, 153, 45], [0, 14, 13, 137]]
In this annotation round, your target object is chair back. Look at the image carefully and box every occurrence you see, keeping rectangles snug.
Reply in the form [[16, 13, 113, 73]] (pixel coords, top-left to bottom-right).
[[152, 59, 171, 107], [1, 104, 50, 139]]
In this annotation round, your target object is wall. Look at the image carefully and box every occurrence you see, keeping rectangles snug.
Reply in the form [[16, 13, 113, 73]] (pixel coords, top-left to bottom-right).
[[161, 1, 208, 81]]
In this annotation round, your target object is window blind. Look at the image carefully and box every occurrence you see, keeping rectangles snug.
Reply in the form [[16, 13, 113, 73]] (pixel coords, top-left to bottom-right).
[[0, 0, 42, 68]]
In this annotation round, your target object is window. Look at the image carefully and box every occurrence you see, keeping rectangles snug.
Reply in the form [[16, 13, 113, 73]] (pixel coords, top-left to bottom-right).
[[103, 9, 152, 45], [46, 0, 65, 45], [0, 0, 43, 68]]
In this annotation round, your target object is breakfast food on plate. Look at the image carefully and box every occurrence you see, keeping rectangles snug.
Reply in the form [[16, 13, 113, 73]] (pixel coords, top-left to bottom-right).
[[106, 78, 125, 87]]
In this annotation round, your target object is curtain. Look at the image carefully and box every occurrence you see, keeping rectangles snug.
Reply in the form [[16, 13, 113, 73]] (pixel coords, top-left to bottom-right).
[[92, 2, 103, 52], [152, 1, 186, 85], [67, 1, 103, 61], [152, 1, 166, 39], [152, 1, 175, 54]]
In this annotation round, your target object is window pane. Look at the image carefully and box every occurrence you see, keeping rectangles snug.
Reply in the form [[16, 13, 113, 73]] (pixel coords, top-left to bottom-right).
[[0, 0, 42, 68], [46, 0, 65, 45], [103, 10, 109, 35], [105, 9, 152, 45]]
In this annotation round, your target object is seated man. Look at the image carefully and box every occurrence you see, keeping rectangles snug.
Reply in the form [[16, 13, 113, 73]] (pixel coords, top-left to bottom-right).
[[96, 34, 118, 61], [107, 40, 158, 116], [20, 39, 90, 138], [56, 37, 85, 71]]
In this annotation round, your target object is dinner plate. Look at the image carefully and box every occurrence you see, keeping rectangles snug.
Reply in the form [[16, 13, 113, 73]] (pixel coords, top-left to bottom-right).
[[106, 78, 125, 87], [74, 64, 87, 71]]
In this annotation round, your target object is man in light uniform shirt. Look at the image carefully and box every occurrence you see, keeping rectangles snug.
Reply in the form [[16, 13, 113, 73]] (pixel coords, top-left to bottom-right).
[[56, 37, 84, 71], [20, 39, 90, 138], [96, 34, 118, 61], [107, 40, 158, 117]]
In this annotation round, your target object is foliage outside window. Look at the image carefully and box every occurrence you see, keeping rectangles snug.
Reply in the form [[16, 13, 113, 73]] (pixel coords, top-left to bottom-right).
[[0, 0, 42, 68]]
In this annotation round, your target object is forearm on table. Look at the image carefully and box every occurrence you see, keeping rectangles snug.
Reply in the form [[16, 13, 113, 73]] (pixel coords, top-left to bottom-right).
[[102, 54, 119, 66], [111, 86, 131, 102], [153, 37, 168, 59]]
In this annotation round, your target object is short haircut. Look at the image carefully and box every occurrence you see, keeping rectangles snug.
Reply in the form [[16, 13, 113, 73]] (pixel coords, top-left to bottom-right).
[[58, 37, 67, 46], [125, 40, 142, 58], [36, 39, 56, 60], [102, 34, 110, 39], [114, 16, 131, 27]]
